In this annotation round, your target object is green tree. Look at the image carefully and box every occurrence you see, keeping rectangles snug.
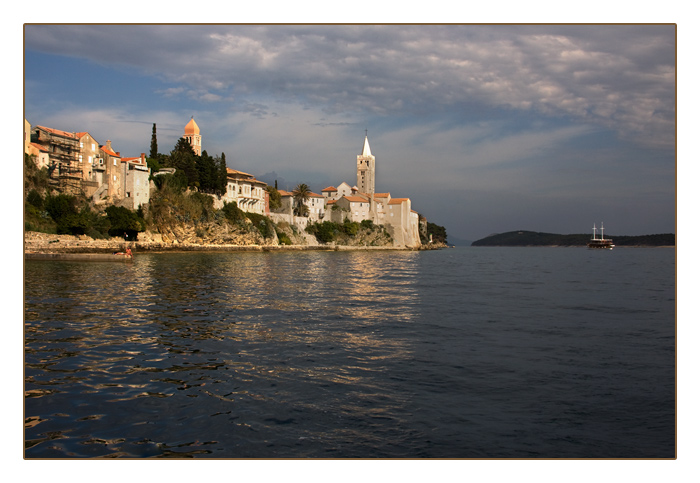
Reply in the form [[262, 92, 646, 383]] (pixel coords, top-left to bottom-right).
[[43, 194, 97, 236], [105, 205, 145, 240], [149, 123, 158, 158], [167, 138, 199, 188], [292, 183, 311, 216], [216, 153, 228, 196], [45, 193, 78, 223], [196, 150, 216, 194], [306, 221, 338, 243], [266, 185, 282, 211], [146, 156, 163, 178], [426, 222, 447, 244]]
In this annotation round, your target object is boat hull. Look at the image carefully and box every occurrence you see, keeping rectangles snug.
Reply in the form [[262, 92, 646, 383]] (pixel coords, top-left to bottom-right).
[[587, 240, 614, 250]]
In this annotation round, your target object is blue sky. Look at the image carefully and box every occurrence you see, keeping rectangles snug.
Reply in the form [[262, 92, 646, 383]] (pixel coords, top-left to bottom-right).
[[22, 22, 676, 242]]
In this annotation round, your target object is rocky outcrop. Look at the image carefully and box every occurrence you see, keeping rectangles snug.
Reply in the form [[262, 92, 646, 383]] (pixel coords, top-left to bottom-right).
[[24, 219, 431, 254]]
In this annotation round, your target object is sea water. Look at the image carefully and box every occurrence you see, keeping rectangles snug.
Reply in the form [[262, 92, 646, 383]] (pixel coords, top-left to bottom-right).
[[24, 247, 675, 458]]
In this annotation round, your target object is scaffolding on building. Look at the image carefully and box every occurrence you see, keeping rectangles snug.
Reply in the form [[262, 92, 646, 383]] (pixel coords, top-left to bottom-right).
[[33, 127, 83, 195]]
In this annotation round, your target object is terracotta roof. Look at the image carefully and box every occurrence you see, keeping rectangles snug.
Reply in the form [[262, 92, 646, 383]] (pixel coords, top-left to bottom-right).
[[184, 117, 200, 135], [344, 196, 370, 203], [226, 168, 267, 186], [226, 168, 257, 179], [374, 193, 390, 198], [326, 199, 337, 205], [100, 146, 119, 157], [308, 192, 324, 198], [278, 190, 293, 197], [30, 142, 48, 152], [36, 125, 77, 139], [322, 186, 337, 192], [121, 156, 146, 165], [389, 198, 409, 204]]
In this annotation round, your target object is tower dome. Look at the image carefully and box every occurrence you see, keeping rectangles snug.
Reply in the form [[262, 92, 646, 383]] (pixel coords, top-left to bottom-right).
[[183, 117, 202, 155], [184, 117, 200, 135]]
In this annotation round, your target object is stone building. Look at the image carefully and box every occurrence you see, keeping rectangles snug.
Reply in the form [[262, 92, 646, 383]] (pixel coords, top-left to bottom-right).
[[25, 120, 149, 209], [119, 154, 151, 210], [98, 140, 123, 203], [76, 132, 102, 198], [31, 125, 82, 193], [25, 120, 50, 170], [323, 134, 421, 248], [277, 189, 325, 221], [221, 168, 268, 215]]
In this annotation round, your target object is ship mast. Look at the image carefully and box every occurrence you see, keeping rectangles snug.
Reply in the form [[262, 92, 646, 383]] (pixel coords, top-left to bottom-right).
[[601, 222, 605, 240], [592, 223, 597, 240]]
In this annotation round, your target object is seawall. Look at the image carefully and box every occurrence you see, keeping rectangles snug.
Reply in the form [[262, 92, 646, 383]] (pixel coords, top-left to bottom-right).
[[23, 231, 427, 254]]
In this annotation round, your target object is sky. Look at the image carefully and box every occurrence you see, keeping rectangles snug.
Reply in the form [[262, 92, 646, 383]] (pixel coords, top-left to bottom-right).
[[22, 23, 676, 242]]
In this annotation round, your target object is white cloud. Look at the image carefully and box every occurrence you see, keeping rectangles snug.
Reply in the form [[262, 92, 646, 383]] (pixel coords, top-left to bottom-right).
[[25, 25, 675, 148]]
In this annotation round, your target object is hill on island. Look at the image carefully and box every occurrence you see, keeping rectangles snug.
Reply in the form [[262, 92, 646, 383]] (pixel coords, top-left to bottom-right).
[[471, 231, 675, 247]]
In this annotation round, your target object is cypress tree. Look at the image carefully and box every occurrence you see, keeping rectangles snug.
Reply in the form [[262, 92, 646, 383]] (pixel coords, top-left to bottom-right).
[[150, 123, 158, 158], [217, 153, 228, 196]]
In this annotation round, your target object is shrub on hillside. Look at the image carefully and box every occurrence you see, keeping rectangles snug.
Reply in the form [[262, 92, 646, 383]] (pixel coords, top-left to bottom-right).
[[276, 230, 292, 245], [360, 219, 374, 230], [26, 189, 43, 210], [342, 220, 360, 236], [222, 201, 246, 225], [105, 205, 145, 240], [246, 213, 275, 239], [189, 192, 216, 222], [306, 221, 339, 243]]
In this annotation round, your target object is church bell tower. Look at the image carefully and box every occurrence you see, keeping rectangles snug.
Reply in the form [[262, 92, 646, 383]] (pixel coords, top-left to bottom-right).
[[183, 117, 202, 156], [357, 132, 375, 196]]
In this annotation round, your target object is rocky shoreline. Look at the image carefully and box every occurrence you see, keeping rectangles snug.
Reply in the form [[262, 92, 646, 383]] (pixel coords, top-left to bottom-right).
[[24, 231, 445, 254]]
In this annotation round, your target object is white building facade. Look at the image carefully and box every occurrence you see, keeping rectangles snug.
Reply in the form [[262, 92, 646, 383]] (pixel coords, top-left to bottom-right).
[[222, 168, 268, 215]]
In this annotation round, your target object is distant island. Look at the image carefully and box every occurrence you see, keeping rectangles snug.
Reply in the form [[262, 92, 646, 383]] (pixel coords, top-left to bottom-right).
[[471, 231, 675, 247]]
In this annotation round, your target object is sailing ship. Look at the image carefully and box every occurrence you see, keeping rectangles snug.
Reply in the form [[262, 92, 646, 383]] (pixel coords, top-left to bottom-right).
[[588, 222, 615, 249]]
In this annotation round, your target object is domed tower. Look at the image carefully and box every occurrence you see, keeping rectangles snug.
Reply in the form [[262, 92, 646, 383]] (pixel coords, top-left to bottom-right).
[[183, 117, 202, 155], [356, 133, 375, 196]]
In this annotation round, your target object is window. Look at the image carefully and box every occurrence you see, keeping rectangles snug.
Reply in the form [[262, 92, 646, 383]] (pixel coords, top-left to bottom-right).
[[92, 143, 95, 151], [114, 159, 117, 166], [79, 155, 83, 163], [88, 156, 92, 164]]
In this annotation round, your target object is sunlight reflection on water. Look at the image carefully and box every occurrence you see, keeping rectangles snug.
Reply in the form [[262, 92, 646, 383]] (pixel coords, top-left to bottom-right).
[[25, 248, 675, 458]]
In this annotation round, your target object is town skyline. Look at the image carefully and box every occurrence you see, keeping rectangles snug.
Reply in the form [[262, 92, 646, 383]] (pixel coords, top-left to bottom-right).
[[23, 24, 676, 241]]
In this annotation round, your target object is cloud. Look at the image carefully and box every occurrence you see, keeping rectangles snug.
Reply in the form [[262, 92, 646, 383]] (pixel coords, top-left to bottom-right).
[[25, 25, 675, 148]]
